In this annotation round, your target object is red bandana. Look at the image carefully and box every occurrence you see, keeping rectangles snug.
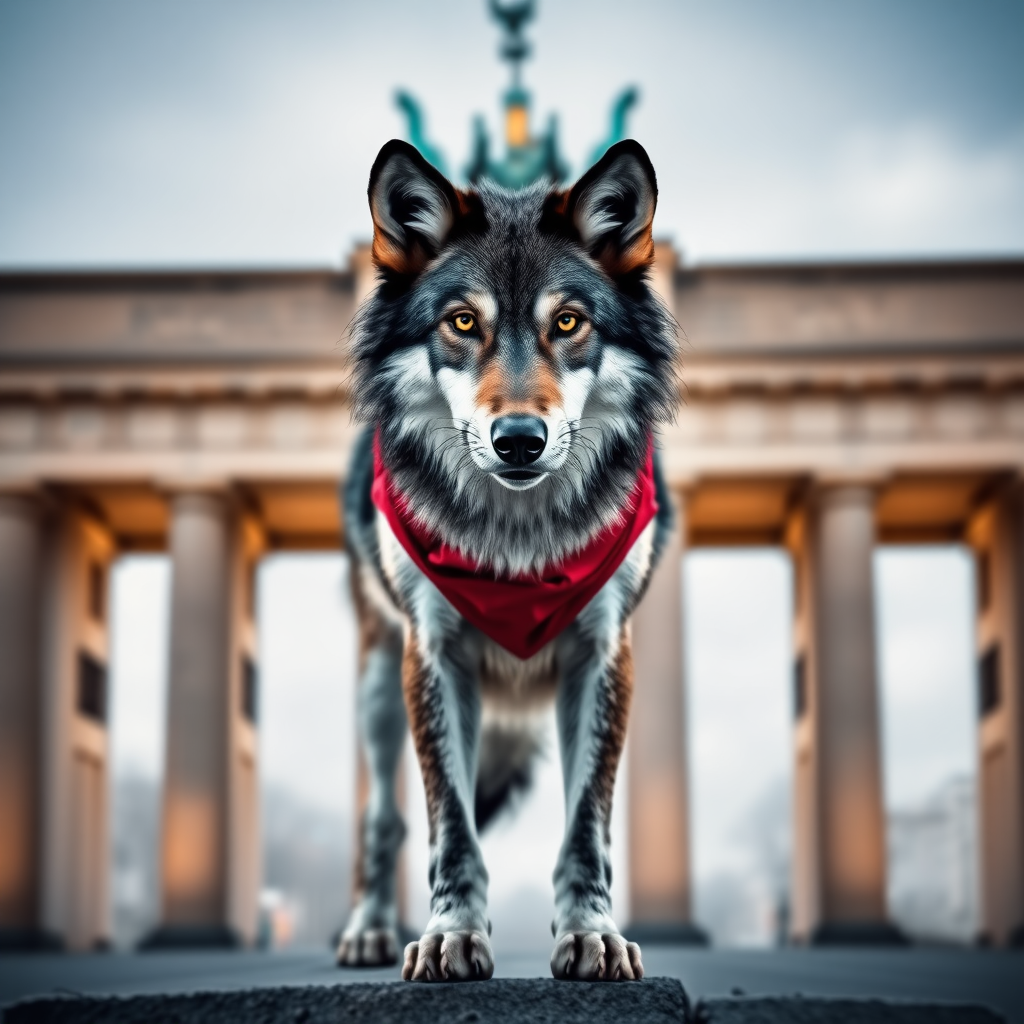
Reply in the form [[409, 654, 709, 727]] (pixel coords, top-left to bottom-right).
[[371, 435, 658, 660]]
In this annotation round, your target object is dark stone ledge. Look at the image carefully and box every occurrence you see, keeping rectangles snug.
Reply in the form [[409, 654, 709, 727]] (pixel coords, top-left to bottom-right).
[[3, 978, 688, 1024], [698, 996, 1005, 1023], [3, 978, 1005, 1024]]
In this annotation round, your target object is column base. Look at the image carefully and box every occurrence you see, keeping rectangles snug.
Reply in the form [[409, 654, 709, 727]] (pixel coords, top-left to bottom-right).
[[0, 927, 64, 952], [809, 920, 908, 946], [139, 924, 242, 951], [625, 921, 709, 946]]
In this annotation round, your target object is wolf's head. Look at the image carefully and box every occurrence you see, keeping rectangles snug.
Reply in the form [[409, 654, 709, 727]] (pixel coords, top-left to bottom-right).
[[351, 139, 679, 574]]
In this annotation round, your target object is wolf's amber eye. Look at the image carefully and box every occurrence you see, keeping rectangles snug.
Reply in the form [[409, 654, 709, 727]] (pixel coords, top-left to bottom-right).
[[556, 313, 578, 332], [453, 313, 476, 333]]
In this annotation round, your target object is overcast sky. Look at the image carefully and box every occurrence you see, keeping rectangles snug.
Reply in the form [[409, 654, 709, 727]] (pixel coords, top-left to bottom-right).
[[24, 0, 1006, 947], [1, 0, 1022, 266]]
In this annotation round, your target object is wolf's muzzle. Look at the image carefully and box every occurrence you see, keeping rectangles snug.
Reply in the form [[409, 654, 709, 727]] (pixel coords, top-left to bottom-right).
[[491, 415, 547, 466]]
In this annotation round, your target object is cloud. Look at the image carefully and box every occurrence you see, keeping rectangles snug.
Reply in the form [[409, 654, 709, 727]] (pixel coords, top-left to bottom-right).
[[674, 122, 1024, 260], [840, 125, 1020, 221]]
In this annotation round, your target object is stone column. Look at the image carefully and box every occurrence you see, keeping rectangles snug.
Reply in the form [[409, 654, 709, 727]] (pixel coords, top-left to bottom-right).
[[968, 481, 1024, 946], [0, 494, 49, 949], [35, 503, 115, 950], [146, 490, 263, 948], [788, 485, 901, 944], [627, 487, 705, 942]]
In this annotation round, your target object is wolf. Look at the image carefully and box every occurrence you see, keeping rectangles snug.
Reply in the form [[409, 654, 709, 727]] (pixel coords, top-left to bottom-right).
[[336, 138, 679, 982]]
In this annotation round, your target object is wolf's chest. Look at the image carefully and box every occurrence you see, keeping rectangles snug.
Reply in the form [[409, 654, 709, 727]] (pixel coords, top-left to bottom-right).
[[375, 515, 561, 710]]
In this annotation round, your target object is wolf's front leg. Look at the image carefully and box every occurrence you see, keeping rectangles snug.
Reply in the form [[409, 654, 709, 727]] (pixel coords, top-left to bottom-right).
[[337, 619, 407, 966], [401, 627, 493, 981], [551, 621, 643, 981]]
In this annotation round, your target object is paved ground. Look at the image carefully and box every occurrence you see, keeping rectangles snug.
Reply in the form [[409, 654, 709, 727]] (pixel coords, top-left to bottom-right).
[[1, 947, 1020, 1022]]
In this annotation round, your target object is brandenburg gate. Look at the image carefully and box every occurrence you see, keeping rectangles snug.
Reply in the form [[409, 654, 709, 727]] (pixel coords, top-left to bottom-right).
[[1, 251, 1022, 952]]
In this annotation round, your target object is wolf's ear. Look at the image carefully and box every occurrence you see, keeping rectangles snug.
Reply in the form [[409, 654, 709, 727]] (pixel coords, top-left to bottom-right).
[[564, 140, 657, 278], [368, 140, 460, 276]]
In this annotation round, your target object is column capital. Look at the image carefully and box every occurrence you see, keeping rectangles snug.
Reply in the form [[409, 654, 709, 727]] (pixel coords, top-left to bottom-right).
[[0, 485, 66, 523], [663, 473, 699, 499], [811, 469, 889, 491], [669, 481, 697, 508], [810, 482, 880, 512], [155, 475, 236, 498], [161, 486, 267, 555], [1002, 468, 1024, 495], [348, 242, 377, 309], [0, 487, 44, 514], [786, 479, 880, 547]]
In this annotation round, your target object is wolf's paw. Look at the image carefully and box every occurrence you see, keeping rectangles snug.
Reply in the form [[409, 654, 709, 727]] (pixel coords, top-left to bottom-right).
[[335, 927, 399, 967], [402, 930, 494, 982], [550, 931, 644, 981]]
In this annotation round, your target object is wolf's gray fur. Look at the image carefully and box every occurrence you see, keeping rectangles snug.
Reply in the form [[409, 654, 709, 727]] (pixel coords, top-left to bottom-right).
[[336, 139, 679, 982]]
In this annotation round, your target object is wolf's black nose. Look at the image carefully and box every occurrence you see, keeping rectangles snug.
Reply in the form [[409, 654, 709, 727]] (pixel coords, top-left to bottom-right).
[[491, 415, 547, 465]]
